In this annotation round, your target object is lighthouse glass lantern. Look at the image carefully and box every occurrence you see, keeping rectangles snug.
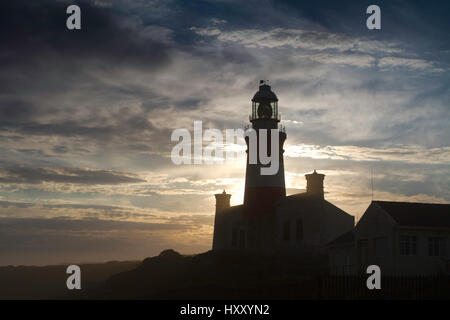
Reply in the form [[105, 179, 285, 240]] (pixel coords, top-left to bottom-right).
[[250, 81, 279, 122]]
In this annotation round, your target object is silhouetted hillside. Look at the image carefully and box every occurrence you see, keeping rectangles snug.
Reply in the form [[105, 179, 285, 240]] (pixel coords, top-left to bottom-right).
[[0, 261, 140, 299], [0, 250, 329, 299], [94, 249, 329, 299]]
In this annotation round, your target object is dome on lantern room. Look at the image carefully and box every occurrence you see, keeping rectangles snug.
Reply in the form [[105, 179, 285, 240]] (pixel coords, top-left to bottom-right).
[[252, 81, 278, 102]]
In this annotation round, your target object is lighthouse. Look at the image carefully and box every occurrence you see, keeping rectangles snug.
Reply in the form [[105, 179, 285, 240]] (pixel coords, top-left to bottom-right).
[[244, 80, 286, 215], [211, 81, 354, 254]]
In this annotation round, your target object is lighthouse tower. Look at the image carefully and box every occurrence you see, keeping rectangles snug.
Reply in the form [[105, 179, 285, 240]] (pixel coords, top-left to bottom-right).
[[244, 81, 286, 216], [211, 81, 354, 254]]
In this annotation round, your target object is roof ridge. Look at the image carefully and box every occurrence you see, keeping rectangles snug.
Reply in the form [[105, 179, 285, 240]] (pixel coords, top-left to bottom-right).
[[374, 200, 450, 206]]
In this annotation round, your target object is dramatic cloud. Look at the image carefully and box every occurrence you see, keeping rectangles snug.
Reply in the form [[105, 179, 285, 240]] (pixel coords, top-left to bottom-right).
[[0, 0, 449, 265], [191, 26, 402, 54], [0, 216, 212, 265], [0, 166, 145, 185], [285, 145, 450, 164], [297, 53, 376, 68], [378, 57, 443, 72]]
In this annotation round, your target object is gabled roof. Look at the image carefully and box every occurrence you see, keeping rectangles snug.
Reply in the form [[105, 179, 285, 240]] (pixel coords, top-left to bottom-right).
[[276, 192, 352, 219], [374, 201, 450, 228], [222, 204, 244, 215], [281, 192, 309, 201]]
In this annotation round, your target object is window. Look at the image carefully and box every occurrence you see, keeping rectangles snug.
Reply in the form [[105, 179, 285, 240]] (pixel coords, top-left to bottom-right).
[[374, 237, 388, 257], [239, 230, 245, 249], [283, 221, 290, 241], [400, 235, 417, 256], [252, 102, 259, 120], [231, 228, 237, 248], [296, 219, 303, 241], [428, 237, 446, 257], [270, 102, 278, 119]]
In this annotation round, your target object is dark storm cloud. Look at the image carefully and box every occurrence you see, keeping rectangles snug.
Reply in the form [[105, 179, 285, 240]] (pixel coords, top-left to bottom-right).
[[0, 100, 37, 122], [278, 0, 450, 47], [0, 166, 145, 185], [52, 145, 70, 154], [2, 115, 156, 139], [373, 171, 450, 200], [0, 0, 177, 150], [0, 200, 126, 212], [0, 0, 171, 70], [0, 201, 34, 209], [0, 217, 186, 232], [42, 203, 127, 212]]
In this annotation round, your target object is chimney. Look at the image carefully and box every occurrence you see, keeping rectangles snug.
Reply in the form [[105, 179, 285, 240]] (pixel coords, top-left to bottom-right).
[[214, 190, 231, 213], [305, 170, 325, 199], [212, 190, 231, 251]]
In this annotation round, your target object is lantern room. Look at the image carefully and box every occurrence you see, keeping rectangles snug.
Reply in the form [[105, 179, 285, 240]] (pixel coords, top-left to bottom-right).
[[250, 80, 280, 122]]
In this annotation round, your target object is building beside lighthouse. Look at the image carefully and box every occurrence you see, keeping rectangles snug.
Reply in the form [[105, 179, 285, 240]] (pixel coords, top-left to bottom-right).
[[212, 81, 354, 254]]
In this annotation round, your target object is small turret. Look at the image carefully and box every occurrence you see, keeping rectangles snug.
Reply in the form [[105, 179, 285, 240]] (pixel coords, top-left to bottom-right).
[[212, 190, 231, 250], [305, 170, 325, 199], [215, 190, 231, 213]]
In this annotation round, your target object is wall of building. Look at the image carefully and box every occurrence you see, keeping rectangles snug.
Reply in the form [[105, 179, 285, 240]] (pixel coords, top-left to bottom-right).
[[216, 208, 246, 251], [275, 199, 354, 254], [354, 203, 397, 275], [353, 202, 450, 276], [213, 207, 278, 254], [392, 227, 450, 276], [275, 207, 323, 252], [328, 244, 356, 275]]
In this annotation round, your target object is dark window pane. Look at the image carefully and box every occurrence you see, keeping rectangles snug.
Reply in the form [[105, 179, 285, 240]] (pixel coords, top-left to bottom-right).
[[428, 237, 443, 257], [400, 235, 417, 256]]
